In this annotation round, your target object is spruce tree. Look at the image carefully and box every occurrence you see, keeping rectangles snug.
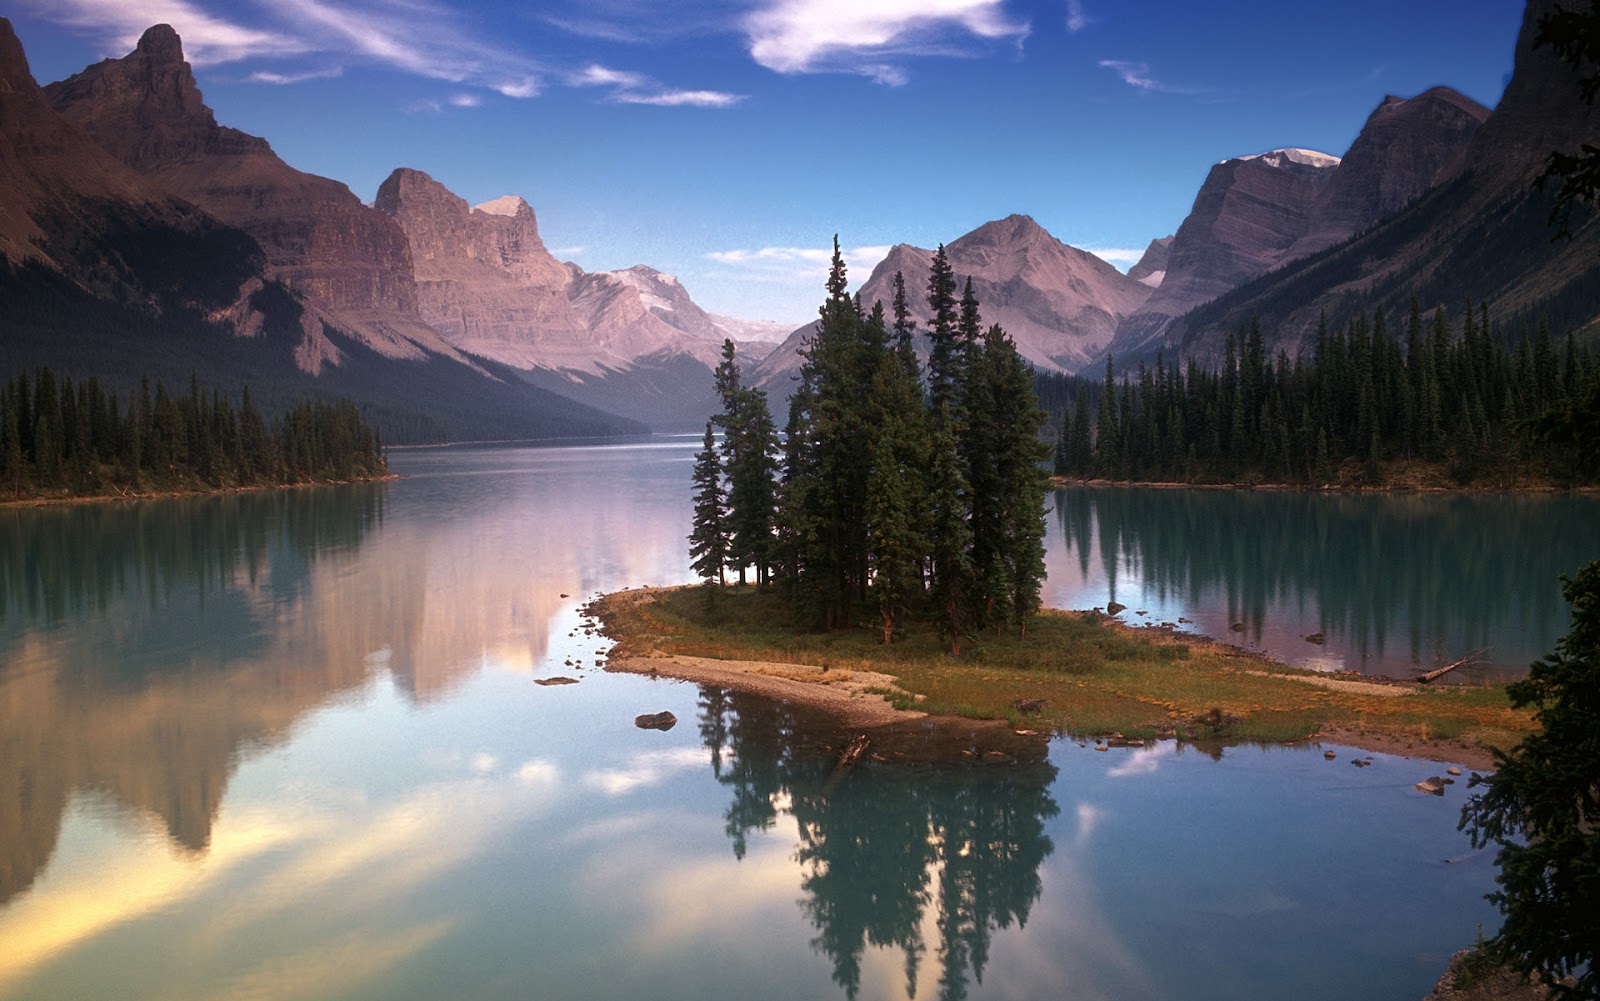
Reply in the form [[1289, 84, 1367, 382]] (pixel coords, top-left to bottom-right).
[[689, 422, 730, 590]]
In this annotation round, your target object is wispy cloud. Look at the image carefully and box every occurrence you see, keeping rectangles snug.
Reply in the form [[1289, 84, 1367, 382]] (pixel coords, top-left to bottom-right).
[[21, 0, 308, 65], [1098, 59, 1199, 95], [248, 66, 343, 85], [23, 0, 544, 100], [1084, 246, 1144, 267], [1065, 0, 1091, 33], [743, 0, 1029, 83], [571, 62, 743, 108], [707, 244, 892, 287]]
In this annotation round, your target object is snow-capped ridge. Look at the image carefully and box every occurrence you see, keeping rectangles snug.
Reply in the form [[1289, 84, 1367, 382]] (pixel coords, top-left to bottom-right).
[[1229, 148, 1341, 169]]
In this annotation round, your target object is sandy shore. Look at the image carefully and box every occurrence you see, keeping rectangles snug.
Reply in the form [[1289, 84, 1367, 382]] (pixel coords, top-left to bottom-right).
[[607, 652, 925, 728]]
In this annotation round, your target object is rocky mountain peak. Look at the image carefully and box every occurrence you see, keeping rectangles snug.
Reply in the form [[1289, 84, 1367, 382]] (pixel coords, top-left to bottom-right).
[[44, 22, 263, 168], [0, 17, 35, 94], [964, 213, 1050, 247], [134, 23, 185, 65]]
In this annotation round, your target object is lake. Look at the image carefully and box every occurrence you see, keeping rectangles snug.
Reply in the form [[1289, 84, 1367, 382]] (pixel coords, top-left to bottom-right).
[[1, 438, 1592, 1001]]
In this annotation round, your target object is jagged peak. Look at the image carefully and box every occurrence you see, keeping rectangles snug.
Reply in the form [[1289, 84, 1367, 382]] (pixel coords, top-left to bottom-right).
[[0, 17, 36, 93], [135, 24, 185, 64]]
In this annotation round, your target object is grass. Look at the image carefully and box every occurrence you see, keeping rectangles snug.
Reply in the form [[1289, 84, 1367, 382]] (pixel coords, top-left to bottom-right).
[[594, 584, 1537, 762]]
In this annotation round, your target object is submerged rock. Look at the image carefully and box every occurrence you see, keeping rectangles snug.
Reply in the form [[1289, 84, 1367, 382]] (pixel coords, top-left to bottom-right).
[[536, 677, 580, 686], [634, 710, 677, 730], [1416, 776, 1447, 796]]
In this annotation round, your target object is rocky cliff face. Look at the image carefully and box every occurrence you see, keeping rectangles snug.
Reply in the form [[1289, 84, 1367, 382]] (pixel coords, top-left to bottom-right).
[[1147, 0, 1600, 368], [1108, 82, 1489, 369], [0, 16, 251, 298], [753, 214, 1151, 389], [44, 25, 454, 366], [1127, 236, 1173, 287], [1286, 87, 1490, 259], [1110, 149, 1340, 359], [375, 166, 736, 377], [373, 168, 590, 367]]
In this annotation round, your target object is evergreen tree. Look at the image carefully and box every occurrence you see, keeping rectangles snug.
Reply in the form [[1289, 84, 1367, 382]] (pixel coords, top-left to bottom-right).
[[1461, 560, 1600, 1000], [689, 422, 730, 590]]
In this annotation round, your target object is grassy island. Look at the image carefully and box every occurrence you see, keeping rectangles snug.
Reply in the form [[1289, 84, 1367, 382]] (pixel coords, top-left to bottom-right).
[[595, 584, 1535, 769]]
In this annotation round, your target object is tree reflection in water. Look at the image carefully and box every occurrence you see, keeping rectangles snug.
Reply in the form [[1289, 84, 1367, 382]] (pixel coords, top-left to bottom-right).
[[698, 686, 1059, 1001]]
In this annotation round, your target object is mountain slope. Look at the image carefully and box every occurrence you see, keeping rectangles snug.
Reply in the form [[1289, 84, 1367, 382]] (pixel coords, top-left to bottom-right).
[[1, 20, 642, 443], [1148, 0, 1599, 367], [376, 166, 770, 428], [753, 215, 1150, 391], [44, 25, 460, 368]]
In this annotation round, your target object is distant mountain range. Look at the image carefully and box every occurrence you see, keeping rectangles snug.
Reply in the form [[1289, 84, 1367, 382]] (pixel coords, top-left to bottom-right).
[[2, 0, 1595, 439], [1, 21, 763, 439]]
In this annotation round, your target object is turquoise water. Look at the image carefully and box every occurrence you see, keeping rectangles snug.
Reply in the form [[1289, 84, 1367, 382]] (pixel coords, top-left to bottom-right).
[[0, 439, 1565, 1000]]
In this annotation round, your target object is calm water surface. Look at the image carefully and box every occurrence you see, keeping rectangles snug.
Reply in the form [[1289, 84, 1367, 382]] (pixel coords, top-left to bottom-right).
[[2, 439, 1588, 1001]]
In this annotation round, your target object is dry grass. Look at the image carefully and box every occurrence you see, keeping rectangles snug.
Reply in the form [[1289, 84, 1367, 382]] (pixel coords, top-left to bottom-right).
[[592, 584, 1535, 767]]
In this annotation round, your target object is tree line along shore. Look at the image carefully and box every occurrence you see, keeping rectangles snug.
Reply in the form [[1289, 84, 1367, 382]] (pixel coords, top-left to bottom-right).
[[1, 367, 390, 503]]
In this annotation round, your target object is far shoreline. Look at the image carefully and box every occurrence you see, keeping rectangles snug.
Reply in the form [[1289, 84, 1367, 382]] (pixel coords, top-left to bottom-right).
[[0, 472, 399, 511]]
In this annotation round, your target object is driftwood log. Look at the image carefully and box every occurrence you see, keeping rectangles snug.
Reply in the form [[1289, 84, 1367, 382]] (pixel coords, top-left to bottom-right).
[[1417, 649, 1488, 684]]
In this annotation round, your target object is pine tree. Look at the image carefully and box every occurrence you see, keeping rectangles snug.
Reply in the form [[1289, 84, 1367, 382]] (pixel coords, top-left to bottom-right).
[[689, 422, 730, 590]]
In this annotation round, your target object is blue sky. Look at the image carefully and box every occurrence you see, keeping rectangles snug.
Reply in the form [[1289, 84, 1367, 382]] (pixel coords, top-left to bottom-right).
[[10, 0, 1525, 324]]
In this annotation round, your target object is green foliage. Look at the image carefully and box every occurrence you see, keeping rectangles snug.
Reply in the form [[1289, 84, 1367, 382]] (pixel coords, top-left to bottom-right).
[[1460, 560, 1600, 1000], [713, 239, 1051, 652], [688, 421, 729, 588], [0, 366, 388, 500], [1059, 304, 1596, 487]]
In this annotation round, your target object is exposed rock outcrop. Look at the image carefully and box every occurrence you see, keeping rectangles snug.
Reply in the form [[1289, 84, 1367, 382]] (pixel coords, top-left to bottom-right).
[[753, 214, 1152, 389], [44, 25, 457, 366], [1127, 235, 1173, 287], [1287, 87, 1491, 260], [1109, 148, 1340, 360]]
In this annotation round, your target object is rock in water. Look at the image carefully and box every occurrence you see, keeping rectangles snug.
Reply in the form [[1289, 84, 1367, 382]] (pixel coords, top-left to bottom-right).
[[634, 711, 677, 731], [1415, 776, 1447, 796]]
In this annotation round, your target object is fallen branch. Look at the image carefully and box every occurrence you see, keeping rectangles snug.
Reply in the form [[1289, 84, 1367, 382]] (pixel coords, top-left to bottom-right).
[[1417, 648, 1489, 684]]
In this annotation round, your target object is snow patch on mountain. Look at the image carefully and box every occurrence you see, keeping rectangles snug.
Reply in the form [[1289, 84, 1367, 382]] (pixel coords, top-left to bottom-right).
[[1231, 148, 1341, 169]]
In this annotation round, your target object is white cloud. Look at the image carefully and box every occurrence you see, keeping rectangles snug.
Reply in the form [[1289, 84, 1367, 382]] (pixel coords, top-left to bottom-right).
[[449, 92, 481, 108], [619, 89, 743, 108], [248, 66, 344, 85], [1084, 246, 1145, 267], [572, 62, 743, 108], [744, 0, 1029, 83], [1065, 0, 1090, 33], [707, 244, 892, 288], [21, 0, 308, 65], [1098, 59, 1201, 95], [24, 0, 546, 100]]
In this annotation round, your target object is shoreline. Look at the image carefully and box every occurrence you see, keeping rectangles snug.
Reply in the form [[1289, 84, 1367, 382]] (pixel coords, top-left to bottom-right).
[[0, 473, 399, 511], [594, 587, 1515, 772], [1049, 475, 1599, 496]]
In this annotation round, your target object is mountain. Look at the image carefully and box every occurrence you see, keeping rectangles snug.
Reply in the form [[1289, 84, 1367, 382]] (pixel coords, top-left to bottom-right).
[[375, 166, 772, 428], [1285, 87, 1491, 260], [1142, 0, 1599, 367], [0, 17, 260, 310], [2, 21, 642, 443], [1127, 236, 1173, 287], [1107, 148, 1342, 360], [43, 25, 460, 369], [752, 214, 1151, 391]]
